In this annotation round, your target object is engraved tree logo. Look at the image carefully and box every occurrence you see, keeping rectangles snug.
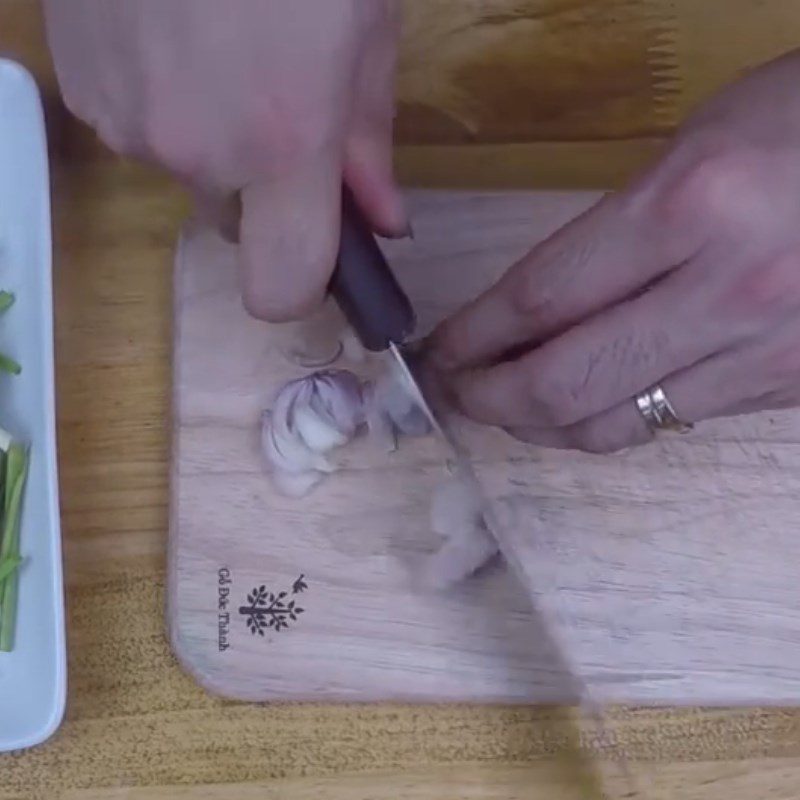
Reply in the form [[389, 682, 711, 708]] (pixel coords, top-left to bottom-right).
[[239, 575, 306, 636]]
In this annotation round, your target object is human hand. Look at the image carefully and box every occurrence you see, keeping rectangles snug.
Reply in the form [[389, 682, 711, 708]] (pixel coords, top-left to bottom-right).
[[429, 51, 800, 453], [43, 0, 407, 321]]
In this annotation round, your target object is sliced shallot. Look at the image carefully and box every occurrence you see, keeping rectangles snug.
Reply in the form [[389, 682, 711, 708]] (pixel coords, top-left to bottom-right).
[[417, 474, 499, 590], [261, 370, 365, 497]]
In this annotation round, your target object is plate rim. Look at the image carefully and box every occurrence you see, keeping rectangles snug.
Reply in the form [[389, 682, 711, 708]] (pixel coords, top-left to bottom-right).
[[0, 57, 66, 753]]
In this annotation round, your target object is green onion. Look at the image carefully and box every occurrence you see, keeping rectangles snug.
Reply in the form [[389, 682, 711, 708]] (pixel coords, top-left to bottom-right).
[[0, 292, 28, 653], [0, 555, 21, 583], [0, 353, 21, 375], [0, 292, 19, 374], [0, 443, 28, 652]]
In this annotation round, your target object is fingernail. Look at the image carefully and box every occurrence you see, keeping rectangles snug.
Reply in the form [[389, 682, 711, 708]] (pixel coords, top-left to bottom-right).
[[381, 220, 414, 241]]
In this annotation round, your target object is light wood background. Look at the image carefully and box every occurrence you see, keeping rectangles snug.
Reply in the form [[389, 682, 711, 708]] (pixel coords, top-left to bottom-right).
[[4, 1, 800, 798]]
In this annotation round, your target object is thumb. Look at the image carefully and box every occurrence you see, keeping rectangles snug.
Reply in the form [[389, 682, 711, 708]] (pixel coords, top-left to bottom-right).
[[238, 149, 342, 322]]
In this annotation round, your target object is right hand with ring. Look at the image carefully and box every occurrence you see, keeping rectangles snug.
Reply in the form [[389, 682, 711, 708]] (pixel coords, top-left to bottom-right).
[[42, 0, 408, 321], [429, 50, 800, 453]]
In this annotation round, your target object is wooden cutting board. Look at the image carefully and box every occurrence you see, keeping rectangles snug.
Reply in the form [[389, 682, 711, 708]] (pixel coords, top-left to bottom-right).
[[169, 191, 800, 705]]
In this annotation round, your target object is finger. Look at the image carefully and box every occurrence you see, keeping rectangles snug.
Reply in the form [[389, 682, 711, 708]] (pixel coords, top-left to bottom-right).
[[344, 132, 408, 239], [343, 4, 408, 238], [428, 192, 702, 372], [238, 147, 342, 322], [446, 248, 765, 429], [507, 342, 772, 454]]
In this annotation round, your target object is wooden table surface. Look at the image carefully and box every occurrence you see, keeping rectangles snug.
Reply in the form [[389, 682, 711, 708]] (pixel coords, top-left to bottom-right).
[[4, 2, 800, 798]]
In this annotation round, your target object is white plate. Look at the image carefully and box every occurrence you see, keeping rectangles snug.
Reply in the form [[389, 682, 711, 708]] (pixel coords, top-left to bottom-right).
[[0, 60, 65, 751]]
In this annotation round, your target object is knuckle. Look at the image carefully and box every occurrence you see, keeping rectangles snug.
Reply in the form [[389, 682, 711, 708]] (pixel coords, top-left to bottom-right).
[[142, 109, 198, 174], [525, 370, 581, 427], [662, 145, 769, 230], [508, 235, 598, 325], [245, 100, 339, 175], [511, 272, 560, 326], [720, 247, 800, 320]]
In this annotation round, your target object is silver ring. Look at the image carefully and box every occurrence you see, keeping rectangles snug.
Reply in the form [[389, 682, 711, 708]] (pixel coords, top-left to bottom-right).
[[634, 384, 693, 434]]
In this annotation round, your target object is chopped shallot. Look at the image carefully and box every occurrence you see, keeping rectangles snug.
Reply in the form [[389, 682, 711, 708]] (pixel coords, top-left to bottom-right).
[[262, 367, 429, 496], [261, 367, 498, 588], [417, 474, 499, 590], [261, 370, 364, 497]]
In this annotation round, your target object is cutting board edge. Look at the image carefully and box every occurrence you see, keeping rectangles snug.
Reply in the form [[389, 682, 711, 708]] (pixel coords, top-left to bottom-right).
[[166, 224, 192, 685], [144, 611, 800, 707]]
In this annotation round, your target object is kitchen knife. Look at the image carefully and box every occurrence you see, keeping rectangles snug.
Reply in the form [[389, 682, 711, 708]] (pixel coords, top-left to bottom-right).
[[387, 351, 636, 793], [330, 191, 635, 794], [329, 187, 439, 431]]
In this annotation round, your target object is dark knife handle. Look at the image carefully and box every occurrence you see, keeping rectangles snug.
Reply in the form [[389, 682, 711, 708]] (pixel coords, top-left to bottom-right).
[[329, 188, 416, 352]]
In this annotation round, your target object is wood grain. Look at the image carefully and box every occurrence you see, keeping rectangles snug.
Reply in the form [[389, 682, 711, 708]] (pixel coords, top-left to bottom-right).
[[397, 0, 679, 144], [171, 192, 800, 708], [3, 1, 800, 798], [394, 0, 800, 187], [58, 760, 800, 800]]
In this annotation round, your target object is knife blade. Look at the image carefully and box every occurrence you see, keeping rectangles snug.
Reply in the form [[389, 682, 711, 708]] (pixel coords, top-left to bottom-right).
[[330, 191, 635, 794], [390, 346, 636, 792]]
